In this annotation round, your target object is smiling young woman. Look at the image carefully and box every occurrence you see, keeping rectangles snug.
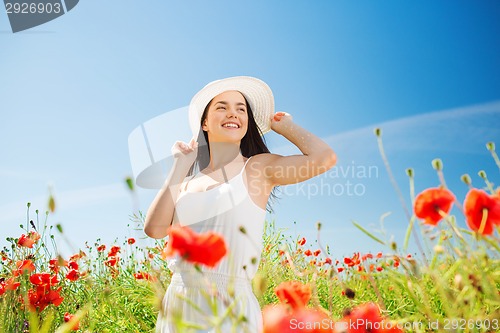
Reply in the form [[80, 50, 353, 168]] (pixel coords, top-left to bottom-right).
[[144, 76, 336, 333]]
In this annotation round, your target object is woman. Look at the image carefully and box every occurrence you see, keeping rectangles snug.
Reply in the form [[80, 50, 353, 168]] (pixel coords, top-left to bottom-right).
[[144, 76, 336, 332]]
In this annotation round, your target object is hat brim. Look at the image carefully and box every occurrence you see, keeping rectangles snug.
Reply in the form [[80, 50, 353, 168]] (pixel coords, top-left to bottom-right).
[[188, 76, 274, 137]]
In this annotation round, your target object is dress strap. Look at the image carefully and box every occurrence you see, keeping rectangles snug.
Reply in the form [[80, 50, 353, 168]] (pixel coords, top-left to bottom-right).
[[180, 174, 196, 192], [180, 155, 254, 194], [240, 155, 253, 175]]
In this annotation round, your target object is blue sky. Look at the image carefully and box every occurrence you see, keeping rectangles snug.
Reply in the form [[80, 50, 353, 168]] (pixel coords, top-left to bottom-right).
[[1, 1, 499, 260]]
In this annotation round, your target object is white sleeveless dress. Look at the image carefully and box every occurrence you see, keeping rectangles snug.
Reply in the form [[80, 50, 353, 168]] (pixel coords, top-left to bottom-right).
[[156, 157, 266, 333]]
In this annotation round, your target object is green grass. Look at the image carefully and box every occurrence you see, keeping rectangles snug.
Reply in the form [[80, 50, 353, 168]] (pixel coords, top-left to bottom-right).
[[1, 213, 498, 332], [1, 134, 499, 333]]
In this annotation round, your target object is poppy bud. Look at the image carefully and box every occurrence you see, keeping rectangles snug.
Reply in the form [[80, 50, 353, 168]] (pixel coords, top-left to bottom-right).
[[125, 176, 134, 191], [48, 195, 56, 213], [253, 273, 267, 298], [460, 174, 471, 185], [454, 274, 464, 290], [316, 222, 322, 231], [344, 288, 355, 299], [405, 168, 413, 177], [431, 158, 442, 171], [434, 245, 444, 254]]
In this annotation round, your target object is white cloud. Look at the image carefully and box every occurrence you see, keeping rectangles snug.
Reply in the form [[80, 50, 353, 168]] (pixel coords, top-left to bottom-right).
[[271, 100, 500, 157]]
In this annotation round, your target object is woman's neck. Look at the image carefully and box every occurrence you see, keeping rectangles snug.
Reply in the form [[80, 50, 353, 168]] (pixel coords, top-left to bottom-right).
[[206, 142, 244, 172]]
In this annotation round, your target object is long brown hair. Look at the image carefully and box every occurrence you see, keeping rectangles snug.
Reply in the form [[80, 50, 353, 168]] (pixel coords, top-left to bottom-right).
[[188, 95, 278, 212]]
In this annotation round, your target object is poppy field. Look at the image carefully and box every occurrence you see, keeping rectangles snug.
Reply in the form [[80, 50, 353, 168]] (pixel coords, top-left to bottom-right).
[[1, 130, 499, 333]]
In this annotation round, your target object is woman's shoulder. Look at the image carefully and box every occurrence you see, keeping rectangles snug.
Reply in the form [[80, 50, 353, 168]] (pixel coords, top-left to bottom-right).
[[251, 153, 281, 163], [248, 152, 282, 165]]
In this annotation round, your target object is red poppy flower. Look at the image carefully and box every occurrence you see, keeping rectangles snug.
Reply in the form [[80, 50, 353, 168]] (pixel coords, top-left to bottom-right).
[[324, 258, 332, 265], [262, 304, 334, 333], [28, 286, 64, 312], [464, 189, 500, 235], [64, 312, 80, 330], [30, 273, 59, 286], [105, 257, 119, 267], [297, 237, 306, 246], [17, 234, 35, 248], [67, 261, 79, 270], [304, 249, 312, 257], [69, 251, 86, 261], [14, 260, 36, 276], [343, 302, 382, 332], [342, 302, 403, 333], [97, 244, 106, 252], [362, 253, 373, 261], [108, 246, 121, 257], [134, 272, 155, 281], [5, 277, 20, 291], [275, 281, 312, 309], [66, 269, 80, 282], [262, 304, 294, 333], [46, 287, 64, 306], [291, 308, 335, 333], [49, 257, 68, 274], [17, 231, 41, 248], [162, 226, 227, 268], [380, 323, 404, 333], [0, 283, 5, 296], [344, 253, 361, 267], [127, 238, 136, 245], [414, 187, 455, 225], [313, 249, 321, 257], [49, 259, 59, 273]]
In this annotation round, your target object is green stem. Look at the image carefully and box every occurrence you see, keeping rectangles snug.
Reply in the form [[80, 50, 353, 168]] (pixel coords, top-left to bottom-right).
[[375, 130, 427, 262], [486, 142, 500, 172], [403, 217, 414, 252]]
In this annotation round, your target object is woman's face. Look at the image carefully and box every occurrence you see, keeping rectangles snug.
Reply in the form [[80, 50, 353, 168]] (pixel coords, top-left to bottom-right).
[[202, 90, 249, 143]]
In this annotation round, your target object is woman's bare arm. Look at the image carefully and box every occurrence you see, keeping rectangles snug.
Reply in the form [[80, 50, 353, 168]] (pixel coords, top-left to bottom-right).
[[144, 139, 197, 239], [259, 112, 336, 186]]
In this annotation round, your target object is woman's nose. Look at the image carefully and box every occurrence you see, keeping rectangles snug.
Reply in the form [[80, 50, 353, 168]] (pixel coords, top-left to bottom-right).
[[226, 108, 238, 117]]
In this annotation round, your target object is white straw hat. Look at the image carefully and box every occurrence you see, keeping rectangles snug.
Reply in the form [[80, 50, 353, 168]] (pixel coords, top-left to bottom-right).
[[188, 76, 274, 137]]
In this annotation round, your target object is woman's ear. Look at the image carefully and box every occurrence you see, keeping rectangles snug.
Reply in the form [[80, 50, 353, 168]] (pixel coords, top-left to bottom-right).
[[201, 119, 208, 131]]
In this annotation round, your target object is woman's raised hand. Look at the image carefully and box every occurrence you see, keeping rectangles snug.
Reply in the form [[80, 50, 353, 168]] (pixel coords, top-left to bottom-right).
[[171, 137, 198, 167], [271, 111, 293, 135]]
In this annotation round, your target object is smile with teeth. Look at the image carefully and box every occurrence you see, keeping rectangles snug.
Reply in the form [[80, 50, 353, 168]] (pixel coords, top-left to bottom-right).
[[222, 122, 240, 129]]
